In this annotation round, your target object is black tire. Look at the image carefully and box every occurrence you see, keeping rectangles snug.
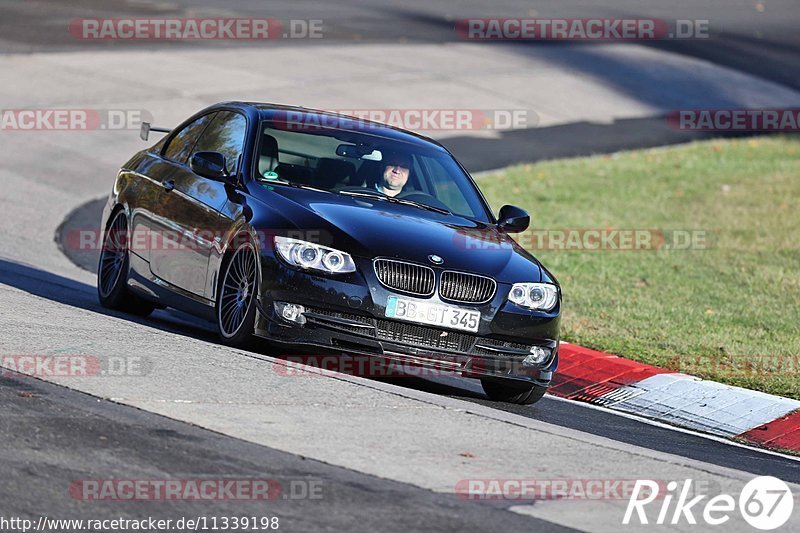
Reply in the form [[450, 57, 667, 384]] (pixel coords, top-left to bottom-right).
[[97, 209, 155, 317], [216, 238, 259, 349], [481, 379, 547, 405]]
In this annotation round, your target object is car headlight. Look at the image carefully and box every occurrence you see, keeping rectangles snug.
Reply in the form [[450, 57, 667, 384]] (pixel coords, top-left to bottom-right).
[[273, 237, 356, 274], [507, 282, 559, 311]]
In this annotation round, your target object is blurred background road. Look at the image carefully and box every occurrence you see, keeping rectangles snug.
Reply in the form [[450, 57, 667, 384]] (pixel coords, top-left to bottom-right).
[[3, 0, 800, 92], [3, 0, 800, 172]]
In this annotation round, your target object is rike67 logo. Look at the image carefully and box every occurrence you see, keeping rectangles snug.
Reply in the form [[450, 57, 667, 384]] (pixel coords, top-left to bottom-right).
[[624, 477, 794, 529]]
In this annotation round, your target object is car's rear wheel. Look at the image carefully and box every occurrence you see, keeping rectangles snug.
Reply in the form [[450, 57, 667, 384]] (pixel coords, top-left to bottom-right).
[[97, 209, 155, 317], [481, 378, 547, 405], [217, 239, 259, 349]]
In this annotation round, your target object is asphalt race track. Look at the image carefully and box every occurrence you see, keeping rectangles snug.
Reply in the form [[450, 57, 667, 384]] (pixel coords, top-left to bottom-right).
[[3, 0, 800, 92], [1, 372, 575, 533], [2, 2, 800, 532]]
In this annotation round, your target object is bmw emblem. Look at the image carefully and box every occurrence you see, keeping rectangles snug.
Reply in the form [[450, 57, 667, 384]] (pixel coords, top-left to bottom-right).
[[428, 254, 444, 265]]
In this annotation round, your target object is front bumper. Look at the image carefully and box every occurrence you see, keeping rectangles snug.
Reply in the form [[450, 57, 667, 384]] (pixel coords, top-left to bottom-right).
[[253, 254, 560, 386]]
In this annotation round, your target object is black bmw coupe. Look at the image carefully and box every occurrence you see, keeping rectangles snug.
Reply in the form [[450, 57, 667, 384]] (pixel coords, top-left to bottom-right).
[[98, 102, 561, 404]]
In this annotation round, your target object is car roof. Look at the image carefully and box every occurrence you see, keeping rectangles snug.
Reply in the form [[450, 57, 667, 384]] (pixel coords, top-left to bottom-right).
[[207, 101, 449, 151]]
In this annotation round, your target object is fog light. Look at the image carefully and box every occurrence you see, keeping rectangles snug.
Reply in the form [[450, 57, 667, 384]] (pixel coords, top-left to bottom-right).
[[274, 302, 306, 324], [522, 346, 550, 366]]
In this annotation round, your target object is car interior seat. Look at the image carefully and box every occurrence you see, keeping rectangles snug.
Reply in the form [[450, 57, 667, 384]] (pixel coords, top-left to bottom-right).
[[258, 134, 280, 176], [315, 158, 357, 189], [355, 159, 383, 189]]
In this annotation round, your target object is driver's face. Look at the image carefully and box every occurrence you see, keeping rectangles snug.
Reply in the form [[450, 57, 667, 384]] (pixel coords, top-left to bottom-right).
[[381, 163, 410, 191]]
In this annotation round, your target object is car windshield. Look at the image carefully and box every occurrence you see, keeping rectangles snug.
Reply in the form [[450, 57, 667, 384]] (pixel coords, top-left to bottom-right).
[[254, 119, 492, 222]]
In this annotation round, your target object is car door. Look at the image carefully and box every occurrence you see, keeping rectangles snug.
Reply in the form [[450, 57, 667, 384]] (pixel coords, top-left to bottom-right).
[[145, 112, 216, 294], [149, 111, 248, 299], [130, 112, 215, 267]]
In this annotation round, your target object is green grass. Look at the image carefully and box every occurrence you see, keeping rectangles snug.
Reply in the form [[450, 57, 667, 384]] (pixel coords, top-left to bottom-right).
[[478, 136, 800, 399]]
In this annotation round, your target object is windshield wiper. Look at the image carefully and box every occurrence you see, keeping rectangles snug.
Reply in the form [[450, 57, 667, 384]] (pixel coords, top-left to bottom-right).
[[257, 177, 328, 193], [338, 190, 386, 200], [388, 197, 451, 215], [339, 190, 451, 215]]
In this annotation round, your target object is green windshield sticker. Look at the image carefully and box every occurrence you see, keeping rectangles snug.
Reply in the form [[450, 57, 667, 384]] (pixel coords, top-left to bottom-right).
[[263, 171, 279, 180]]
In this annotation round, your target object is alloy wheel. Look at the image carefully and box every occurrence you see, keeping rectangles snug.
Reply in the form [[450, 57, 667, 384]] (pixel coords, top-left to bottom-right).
[[98, 211, 128, 298], [218, 243, 258, 338]]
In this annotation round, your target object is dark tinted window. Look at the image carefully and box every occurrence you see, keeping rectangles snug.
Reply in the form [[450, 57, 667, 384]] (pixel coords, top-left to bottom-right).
[[254, 122, 492, 222], [192, 112, 247, 174], [162, 113, 215, 164]]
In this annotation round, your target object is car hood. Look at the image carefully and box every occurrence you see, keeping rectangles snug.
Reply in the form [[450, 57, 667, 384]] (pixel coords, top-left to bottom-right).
[[251, 185, 543, 283]]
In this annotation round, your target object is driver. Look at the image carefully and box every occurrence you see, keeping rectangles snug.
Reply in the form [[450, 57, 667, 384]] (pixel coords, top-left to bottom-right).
[[375, 153, 411, 197]]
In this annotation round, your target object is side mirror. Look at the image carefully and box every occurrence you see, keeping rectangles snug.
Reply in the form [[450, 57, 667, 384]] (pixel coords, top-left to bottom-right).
[[190, 151, 235, 185], [497, 205, 530, 233]]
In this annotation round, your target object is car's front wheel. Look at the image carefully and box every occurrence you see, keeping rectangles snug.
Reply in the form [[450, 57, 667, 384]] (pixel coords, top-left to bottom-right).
[[481, 378, 547, 405], [97, 209, 155, 317], [216, 238, 259, 349]]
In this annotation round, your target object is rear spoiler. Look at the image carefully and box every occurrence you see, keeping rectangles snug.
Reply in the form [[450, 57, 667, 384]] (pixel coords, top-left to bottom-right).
[[140, 122, 171, 141]]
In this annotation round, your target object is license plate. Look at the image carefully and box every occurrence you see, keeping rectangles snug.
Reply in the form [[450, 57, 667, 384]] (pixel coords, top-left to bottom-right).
[[385, 296, 480, 332]]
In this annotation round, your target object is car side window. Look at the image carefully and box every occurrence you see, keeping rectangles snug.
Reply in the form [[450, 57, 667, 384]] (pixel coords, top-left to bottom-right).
[[162, 113, 216, 164], [191, 111, 247, 175]]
